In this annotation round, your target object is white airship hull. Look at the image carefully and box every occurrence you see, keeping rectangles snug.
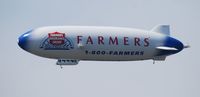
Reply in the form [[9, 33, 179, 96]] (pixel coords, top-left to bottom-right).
[[18, 25, 186, 65]]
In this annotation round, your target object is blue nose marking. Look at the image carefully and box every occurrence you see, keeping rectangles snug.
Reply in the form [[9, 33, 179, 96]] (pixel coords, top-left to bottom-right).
[[18, 30, 32, 50], [157, 36, 184, 56]]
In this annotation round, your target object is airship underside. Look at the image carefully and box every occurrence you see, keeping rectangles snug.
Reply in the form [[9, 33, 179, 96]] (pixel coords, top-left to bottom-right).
[[18, 25, 189, 66]]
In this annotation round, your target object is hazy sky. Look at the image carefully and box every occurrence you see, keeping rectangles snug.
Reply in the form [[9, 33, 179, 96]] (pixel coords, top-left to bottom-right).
[[0, 0, 199, 97]]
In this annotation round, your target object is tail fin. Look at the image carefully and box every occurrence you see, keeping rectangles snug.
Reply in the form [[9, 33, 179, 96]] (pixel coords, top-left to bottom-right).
[[183, 44, 190, 48], [151, 25, 170, 36]]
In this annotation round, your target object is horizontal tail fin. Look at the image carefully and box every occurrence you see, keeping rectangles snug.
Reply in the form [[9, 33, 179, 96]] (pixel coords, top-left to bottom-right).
[[156, 46, 178, 51], [151, 25, 170, 35], [183, 44, 190, 48]]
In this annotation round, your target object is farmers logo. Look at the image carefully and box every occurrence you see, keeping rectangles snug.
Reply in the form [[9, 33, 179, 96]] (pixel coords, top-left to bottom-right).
[[40, 32, 74, 50]]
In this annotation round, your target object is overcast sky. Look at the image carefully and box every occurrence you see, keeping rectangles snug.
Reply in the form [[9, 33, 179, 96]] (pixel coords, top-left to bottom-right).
[[0, 0, 199, 97]]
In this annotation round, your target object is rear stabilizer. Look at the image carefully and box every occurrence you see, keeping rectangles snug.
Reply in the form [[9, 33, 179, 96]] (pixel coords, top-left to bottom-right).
[[151, 25, 170, 35], [184, 44, 190, 48], [156, 46, 178, 51]]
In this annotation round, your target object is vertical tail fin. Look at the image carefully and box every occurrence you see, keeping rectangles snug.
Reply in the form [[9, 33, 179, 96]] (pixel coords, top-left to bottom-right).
[[151, 25, 170, 36]]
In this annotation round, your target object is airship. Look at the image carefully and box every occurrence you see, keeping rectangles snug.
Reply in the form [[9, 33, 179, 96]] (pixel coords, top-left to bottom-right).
[[18, 25, 189, 67]]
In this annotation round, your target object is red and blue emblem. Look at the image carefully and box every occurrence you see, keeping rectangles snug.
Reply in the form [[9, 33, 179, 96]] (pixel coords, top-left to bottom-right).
[[40, 32, 74, 50]]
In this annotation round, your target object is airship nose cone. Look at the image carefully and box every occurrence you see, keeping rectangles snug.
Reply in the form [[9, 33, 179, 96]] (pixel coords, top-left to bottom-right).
[[18, 30, 32, 51]]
